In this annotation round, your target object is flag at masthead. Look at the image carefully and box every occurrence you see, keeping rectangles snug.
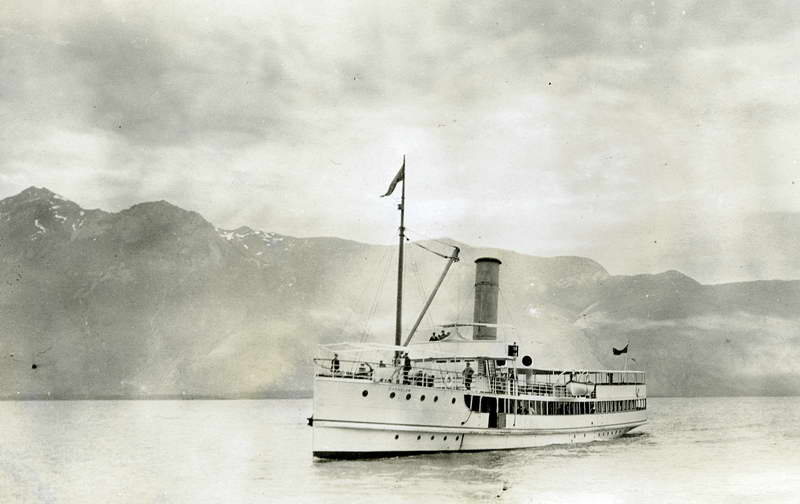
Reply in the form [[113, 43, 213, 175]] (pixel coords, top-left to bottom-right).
[[381, 158, 405, 197]]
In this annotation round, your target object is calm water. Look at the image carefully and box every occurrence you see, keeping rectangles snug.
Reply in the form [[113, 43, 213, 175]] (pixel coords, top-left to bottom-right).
[[0, 397, 798, 503]]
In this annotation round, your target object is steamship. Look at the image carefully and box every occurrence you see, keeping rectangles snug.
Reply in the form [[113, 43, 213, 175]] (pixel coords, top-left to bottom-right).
[[310, 159, 647, 459]]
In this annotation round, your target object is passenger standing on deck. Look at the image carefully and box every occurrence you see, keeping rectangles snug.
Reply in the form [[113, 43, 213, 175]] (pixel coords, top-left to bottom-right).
[[330, 353, 340, 376], [402, 353, 412, 385], [463, 361, 474, 390]]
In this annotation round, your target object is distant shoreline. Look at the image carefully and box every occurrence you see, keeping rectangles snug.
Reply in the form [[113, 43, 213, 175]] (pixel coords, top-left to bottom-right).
[[2, 392, 799, 401], [0, 390, 314, 401]]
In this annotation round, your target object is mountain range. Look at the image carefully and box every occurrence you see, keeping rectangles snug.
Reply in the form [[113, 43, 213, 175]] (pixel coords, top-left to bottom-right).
[[1, 187, 798, 398]]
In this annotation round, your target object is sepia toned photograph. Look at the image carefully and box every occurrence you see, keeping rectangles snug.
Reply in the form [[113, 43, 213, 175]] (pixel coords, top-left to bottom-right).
[[1, 1, 799, 502]]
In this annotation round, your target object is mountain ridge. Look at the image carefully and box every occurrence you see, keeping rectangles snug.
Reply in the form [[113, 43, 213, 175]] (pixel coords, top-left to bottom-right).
[[1, 186, 798, 398]]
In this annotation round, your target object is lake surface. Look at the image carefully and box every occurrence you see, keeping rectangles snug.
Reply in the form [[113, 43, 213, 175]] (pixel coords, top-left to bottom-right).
[[0, 397, 798, 503]]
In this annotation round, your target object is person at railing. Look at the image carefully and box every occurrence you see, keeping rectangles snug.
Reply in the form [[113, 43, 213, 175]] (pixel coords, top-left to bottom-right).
[[402, 353, 412, 385], [330, 353, 340, 376], [463, 361, 474, 390]]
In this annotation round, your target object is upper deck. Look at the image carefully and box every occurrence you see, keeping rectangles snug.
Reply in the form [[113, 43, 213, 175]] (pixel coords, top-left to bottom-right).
[[314, 356, 646, 400]]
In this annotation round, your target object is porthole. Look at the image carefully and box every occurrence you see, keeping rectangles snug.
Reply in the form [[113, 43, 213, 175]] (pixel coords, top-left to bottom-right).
[[417, 435, 421, 440], [444, 436, 448, 440], [420, 395, 425, 401], [434, 396, 438, 402], [430, 435, 435, 440], [451, 398, 456, 404], [362, 390, 368, 397], [389, 392, 396, 399], [455, 436, 459, 440], [394, 435, 399, 440], [521, 355, 532, 367], [406, 393, 411, 400]]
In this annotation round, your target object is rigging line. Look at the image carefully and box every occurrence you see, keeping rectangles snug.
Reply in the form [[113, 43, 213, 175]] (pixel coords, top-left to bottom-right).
[[365, 248, 394, 337], [456, 271, 473, 325], [412, 240, 456, 260], [404, 227, 458, 251], [337, 246, 389, 341], [355, 248, 387, 341], [360, 247, 395, 343], [456, 270, 462, 325], [411, 261, 436, 333], [498, 288, 518, 340]]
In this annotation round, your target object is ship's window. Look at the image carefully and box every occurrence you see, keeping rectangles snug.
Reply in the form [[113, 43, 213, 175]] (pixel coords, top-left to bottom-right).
[[406, 394, 411, 400], [394, 435, 399, 440], [362, 390, 368, 397], [444, 436, 448, 440], [452, 398, 456, 404], [417, 435, 421, 440], [431, 435, 435, 440], [389, 392, 396, 399], [521, 355, 532, 366], [455, 436, 459, 440], [433, 396, 438, 402], [420, 395, 426, 401]]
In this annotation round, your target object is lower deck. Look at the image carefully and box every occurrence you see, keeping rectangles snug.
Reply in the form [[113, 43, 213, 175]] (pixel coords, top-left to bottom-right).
[[312, 378, 647, 458]]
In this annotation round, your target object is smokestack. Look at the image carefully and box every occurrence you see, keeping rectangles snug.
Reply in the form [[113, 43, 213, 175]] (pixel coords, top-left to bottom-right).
[[473, 257, 501, 340]]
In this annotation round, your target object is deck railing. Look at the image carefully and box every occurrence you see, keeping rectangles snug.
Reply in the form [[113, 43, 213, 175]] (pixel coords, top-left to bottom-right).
[[314, 359, 643, 398]]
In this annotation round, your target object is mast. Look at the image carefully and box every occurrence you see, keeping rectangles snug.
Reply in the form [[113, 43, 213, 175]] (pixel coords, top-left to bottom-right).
[[395, 155, 406, 348]]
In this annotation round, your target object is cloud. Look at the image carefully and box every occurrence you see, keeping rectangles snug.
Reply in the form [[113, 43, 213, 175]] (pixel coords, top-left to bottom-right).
[[2, 0, 800, 283]]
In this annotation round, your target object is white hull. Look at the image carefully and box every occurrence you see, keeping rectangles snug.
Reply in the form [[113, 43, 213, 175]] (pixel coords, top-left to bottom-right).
[[312, 378, 646, 459]]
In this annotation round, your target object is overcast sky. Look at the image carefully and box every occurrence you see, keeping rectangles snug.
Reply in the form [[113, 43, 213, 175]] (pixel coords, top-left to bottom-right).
[[2, 1, 799, 283]]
